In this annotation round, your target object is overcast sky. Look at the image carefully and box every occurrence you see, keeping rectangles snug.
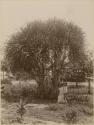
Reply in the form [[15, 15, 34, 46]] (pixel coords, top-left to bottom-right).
[[0, 0, 94, 59]]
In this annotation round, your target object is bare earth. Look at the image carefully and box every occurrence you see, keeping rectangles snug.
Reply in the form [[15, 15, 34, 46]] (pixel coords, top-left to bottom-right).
[[1, 99, 94, 125]]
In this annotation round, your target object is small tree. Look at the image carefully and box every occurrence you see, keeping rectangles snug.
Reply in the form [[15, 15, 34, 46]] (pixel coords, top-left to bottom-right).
[[16, 99, 26, 123]]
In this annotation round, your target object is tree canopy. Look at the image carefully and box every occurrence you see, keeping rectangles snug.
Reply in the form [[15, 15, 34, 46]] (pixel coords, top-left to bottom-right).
[[5, 19, 88, 99]]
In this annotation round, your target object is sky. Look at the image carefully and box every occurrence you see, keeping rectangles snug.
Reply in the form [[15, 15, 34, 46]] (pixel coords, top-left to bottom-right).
[[0, 0, 94, 60]]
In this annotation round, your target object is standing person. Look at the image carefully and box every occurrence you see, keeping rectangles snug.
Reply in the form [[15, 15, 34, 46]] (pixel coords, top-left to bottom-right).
[[58, 81, 68, 104], [63, 82, 68, 102]]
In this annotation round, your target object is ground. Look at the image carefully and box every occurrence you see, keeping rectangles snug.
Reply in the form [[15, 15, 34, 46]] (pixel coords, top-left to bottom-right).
[[1, 99, 94, 125]]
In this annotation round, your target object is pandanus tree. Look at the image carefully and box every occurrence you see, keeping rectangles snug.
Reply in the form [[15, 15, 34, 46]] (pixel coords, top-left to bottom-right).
[[5, 19, 87, 99]]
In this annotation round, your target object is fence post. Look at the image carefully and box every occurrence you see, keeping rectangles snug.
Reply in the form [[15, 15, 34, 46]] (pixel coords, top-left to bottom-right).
[[88, 79, 91, 94]]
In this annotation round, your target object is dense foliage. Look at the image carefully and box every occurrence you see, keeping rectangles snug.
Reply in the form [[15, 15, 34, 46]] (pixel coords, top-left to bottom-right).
[[5, 19, 88, 99]]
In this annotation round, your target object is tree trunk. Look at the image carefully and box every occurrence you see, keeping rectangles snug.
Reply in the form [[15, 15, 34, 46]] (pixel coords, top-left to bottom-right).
[[38, 74, 45, 99]]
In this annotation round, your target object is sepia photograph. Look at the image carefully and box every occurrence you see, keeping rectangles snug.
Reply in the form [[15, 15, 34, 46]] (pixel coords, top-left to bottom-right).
[[0, 0, 94, 125]]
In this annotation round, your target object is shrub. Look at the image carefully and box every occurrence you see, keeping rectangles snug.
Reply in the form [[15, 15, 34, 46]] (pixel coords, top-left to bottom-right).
[[46, 104, 58, 111], [63, 110, 77, 124], [10, 80, 38, 102], [81, 106, 93, 116], [46, 104, 65, 111], [1, 79, 12, 101], [1, 78, 11, 85], [16, 98, 26, 123]]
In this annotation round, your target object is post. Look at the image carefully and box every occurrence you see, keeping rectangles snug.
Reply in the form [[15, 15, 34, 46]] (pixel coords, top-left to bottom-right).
[[76, 82, 78, 88], [3, 70, 4, 81], [88, 79, 91, 94]]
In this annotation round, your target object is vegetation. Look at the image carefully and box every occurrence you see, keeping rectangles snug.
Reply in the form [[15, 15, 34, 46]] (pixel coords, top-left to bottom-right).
[[16, 98, 26, 123], [5, 19, 91, 99], [2, 100, 93, 124]]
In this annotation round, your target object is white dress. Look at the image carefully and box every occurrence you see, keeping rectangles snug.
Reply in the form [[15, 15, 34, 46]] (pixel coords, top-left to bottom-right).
[[58, 86, 67, 103]]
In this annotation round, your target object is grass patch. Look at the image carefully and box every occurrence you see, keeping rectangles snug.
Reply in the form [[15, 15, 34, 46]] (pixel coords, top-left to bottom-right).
[[1, 98, 94, 124]]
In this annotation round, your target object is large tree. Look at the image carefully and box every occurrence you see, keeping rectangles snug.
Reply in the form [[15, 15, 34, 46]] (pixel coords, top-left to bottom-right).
[[5, 19, 87, 99]]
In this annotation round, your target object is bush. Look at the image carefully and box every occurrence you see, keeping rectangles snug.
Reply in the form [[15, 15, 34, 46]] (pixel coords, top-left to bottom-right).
[[1, 78, 11, 85], [81, 105, 93, 116], [16, 98, 26, 123], [1, 79, 38, 102], [1, 79, 12, 101], [46, 104, 59, 111], [63, 110, 77, 124], [46, 103, 66, 111], [47, 104, 78, 123]]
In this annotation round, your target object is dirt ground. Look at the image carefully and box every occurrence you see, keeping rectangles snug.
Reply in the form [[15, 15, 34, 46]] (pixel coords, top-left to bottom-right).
[[1, 99, 94, 125]]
